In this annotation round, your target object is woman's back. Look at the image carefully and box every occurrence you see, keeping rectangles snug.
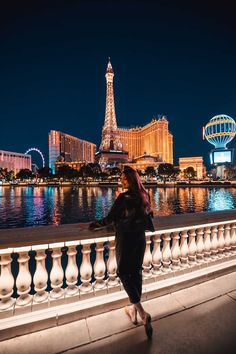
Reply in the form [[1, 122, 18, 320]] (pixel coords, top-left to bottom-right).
[[116, 191, 152, 234]]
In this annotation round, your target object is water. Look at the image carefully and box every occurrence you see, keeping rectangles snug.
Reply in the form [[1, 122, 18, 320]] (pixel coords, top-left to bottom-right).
[[0, 186, 236, 229]]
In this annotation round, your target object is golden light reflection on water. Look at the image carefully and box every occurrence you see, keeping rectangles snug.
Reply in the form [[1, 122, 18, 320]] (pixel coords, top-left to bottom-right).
[[148, 187, 236, 216]]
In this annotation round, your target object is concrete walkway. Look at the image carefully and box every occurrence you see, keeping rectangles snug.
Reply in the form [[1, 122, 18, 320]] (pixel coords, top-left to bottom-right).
[[65, 293, 236, 354], [1, 271, 236, 354]]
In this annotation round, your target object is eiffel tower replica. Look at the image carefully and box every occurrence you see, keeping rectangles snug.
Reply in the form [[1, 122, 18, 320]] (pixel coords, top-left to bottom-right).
[[96, 59, 128, 167]]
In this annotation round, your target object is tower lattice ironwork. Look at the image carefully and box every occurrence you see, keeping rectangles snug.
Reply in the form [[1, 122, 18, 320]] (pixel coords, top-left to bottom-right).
[[99, 59, 123, 151]]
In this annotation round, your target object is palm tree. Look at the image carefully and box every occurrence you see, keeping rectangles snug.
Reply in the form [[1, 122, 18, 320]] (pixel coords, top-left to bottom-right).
[[0, 168, 8, 180], [183, 167, 197, 183], [78, 164, 94, 180], [172, 167, 181, 180], [37, 167, 53, 179], [145, 166, 156, 178], [16, 169, 33, 180], [57, 165, 78, 179], [158, 163, 175, 184], [87, 163, 102, 178]]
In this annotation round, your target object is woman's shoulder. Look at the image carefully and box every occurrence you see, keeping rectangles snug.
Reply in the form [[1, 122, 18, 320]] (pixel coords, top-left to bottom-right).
[[116, 190, 139, 202], [115, 191, 131, 203], [115, 191, 127, 201], [124, 191, 141, 205]]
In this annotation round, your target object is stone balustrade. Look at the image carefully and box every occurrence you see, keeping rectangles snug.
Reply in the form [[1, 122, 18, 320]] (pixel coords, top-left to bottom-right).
[[0, 219, 236, 317]]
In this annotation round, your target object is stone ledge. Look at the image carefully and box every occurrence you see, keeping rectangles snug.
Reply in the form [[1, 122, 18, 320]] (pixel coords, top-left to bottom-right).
[[1, 209, 236, 249], [0, 258, 236, 342]]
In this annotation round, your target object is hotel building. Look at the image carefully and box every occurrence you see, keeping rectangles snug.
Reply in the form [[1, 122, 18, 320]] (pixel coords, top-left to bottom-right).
[[118, 116, 173, 164], [48, 130, 96, 173], [0, 150, 31, 175]]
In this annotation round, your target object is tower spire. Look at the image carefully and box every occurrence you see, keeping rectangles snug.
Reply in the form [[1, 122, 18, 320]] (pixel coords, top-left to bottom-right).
[[106, 57, 113, 74], [99, 59, 122, 151]]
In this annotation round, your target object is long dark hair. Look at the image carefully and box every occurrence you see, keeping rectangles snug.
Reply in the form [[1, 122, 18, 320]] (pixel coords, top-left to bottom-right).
[[123, 166, 152, 215]]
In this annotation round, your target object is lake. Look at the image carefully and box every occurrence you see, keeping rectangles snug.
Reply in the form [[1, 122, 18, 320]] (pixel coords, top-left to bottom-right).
[[0, 186, 236, 229]]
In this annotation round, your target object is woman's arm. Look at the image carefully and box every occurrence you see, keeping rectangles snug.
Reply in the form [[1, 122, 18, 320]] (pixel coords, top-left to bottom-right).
[[89, 193, 124, 230]]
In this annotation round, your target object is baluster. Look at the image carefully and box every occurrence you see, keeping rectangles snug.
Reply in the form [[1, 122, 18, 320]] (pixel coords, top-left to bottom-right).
[[93, 238, 107, 291], [15, 246, 32, 311], [79, 240, 93, 295], [196, 228, 205, 262], [210, 226, 219, 258], [203, 227, 211, 260], [107, 237, 119, 288], [65, 241, 79, 298], [180, 230, 189, 268], [142, 235, 153, 279], [188, 229, 197, 266], [152, 234, 163, 274], [162, 232, 172, 272], [49, 242, 64, 301], [32, 244, 48, 306], [230, 223, 236, 253], [217, 225, 225, 257], [224, 224, 232, 255], [0, 249, 15, 313], [171, 232, 181, 270]]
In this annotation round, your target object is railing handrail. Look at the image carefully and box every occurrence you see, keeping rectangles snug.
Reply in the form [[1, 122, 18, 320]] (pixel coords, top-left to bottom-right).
[[147, 219, 236, 236], [0, 218, 236, 253], [0, 209, 236, 250]]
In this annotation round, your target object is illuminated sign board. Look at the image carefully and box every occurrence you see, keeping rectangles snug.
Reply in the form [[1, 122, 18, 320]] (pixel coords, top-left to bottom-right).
[[214, 151, 231, 163], [210, 149, 234, 164]]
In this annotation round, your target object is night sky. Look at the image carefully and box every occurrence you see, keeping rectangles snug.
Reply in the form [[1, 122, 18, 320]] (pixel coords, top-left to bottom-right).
[[0, 0, 235, 167]]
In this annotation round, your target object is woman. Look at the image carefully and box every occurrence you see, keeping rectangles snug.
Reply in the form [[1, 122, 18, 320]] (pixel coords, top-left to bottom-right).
[[89, 166, 154, 339]]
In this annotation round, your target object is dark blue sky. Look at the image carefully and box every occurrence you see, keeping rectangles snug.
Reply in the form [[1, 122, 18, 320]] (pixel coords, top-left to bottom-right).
[[0, 0, 235, 167]]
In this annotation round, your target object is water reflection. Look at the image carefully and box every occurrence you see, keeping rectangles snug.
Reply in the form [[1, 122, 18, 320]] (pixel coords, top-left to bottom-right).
[[0, 186, 235, 229], [208, 188, 235, 211]]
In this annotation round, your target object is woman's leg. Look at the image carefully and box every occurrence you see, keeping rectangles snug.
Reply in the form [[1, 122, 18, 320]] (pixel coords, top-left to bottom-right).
[[119, 273, 139, 324], [134, 302, 153, 339], [119, 273, 140, 304], [119, 271, 153, 338], [133, 302, 147, 321], [132, 270, 153, 339], [131, 270, 147, 321], [124, 304, 137, 324]]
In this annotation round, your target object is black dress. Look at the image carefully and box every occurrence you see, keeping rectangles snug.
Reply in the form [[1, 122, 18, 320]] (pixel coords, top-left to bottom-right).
[[93, 190, 154, 304]]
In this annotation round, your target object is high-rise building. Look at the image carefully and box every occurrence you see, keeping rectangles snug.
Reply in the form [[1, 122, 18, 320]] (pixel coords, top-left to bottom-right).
[[0, 150, 31, 175], [97, 59, 173, 167], [48, 130, 96, 173], [118, 117, 173, 164]]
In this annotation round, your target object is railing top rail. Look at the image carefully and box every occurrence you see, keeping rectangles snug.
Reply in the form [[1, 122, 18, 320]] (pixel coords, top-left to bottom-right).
[[147, 219, 236, 236], [0, 210, 235, 250], [0, 218, 235, 254]]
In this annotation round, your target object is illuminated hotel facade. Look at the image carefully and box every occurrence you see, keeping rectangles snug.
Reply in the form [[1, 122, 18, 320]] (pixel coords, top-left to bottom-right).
[[49, 130, 96, 173], [0, 150, 31, 175], [118, 116, 173, 164]]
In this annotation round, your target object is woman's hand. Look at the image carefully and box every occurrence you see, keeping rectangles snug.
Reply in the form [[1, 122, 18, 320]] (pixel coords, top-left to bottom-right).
[[89, 221, 102, 230], [78, 222, 90, 230]]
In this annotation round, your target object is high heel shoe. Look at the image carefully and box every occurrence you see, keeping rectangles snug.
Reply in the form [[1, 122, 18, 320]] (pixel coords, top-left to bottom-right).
[[124, 306, 138, 325], [143, 313, 153, 339]]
